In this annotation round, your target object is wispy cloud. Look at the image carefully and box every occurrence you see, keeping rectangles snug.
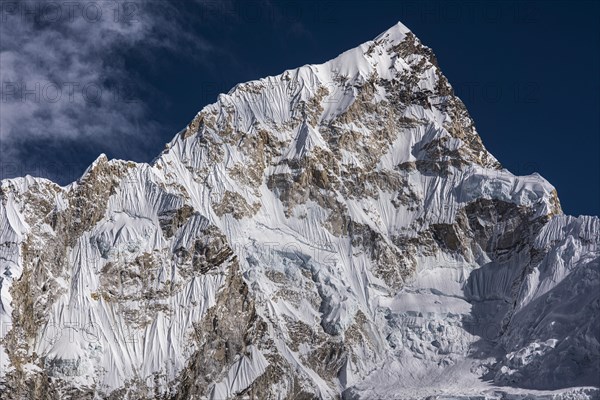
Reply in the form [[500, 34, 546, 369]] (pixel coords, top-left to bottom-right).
[[0, 0, 214, 182]]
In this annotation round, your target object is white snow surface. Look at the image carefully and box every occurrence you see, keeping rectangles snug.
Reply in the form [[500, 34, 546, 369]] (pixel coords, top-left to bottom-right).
[[0, 22, 598, 399]]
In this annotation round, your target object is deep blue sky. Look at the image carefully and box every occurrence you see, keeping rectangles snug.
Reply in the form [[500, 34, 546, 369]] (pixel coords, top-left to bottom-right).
[[1, 0, 598, 216]]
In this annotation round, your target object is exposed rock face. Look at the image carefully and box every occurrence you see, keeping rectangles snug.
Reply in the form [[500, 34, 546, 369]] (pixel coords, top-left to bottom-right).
[[0, 22, 598, 400]]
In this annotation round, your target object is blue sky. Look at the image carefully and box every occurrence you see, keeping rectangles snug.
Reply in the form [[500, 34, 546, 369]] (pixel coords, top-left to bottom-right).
[[1, 0, 598, 216]]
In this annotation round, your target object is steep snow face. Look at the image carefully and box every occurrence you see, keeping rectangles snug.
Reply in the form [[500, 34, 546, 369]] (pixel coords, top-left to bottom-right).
[[0, 22, 598, 399]]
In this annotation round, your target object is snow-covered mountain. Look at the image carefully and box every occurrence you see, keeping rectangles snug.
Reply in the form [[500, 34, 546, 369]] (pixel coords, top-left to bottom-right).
[[1, 22, 598, 399]]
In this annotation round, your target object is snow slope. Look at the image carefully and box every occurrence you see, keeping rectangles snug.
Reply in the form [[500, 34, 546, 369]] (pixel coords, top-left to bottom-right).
[[0, 22, 598, 399]]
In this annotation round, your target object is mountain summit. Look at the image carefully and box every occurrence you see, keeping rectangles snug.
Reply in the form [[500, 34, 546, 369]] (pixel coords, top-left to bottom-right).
[[1, 22, 598, 399]]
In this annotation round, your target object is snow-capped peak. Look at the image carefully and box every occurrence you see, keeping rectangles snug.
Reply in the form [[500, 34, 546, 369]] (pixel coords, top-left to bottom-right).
[[0, 22, 597, 400]]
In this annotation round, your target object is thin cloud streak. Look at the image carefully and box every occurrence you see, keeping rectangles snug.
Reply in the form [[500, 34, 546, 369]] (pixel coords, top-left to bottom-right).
[[0, 0, 216, 182]]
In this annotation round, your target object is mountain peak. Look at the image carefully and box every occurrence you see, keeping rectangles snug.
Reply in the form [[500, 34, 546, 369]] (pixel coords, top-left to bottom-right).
[[375, 20, 412, 41], [0, 21, 597, 400]]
